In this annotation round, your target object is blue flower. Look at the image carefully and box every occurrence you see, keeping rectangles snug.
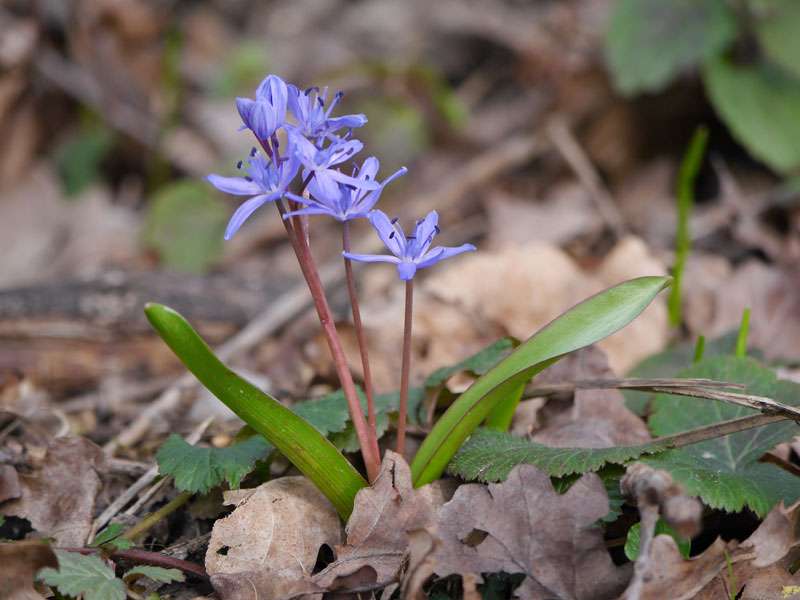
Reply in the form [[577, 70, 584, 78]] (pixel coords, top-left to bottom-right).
[[291, 132, 379, 199], [287, 85, 367, 141], [344, 210, 476, 280], [207, 150, 300, 240], [236, 75, 289, 141], [284, 157, 407, 222]]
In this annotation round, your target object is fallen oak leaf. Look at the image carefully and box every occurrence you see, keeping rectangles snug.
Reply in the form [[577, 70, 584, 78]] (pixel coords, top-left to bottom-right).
[[0, 540, 57, 600], [431, 464, 630, 600], [206, 476, 341, 600], [312, 451, 438, 592], [2, 437, 105, 546]]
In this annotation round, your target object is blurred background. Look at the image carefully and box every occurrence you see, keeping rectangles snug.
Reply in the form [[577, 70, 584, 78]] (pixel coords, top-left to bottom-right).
[[1, 0, 798, 445]]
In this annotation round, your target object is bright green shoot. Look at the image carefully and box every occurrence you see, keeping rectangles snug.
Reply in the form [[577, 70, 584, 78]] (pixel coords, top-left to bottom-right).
[[668, 126, 708, 327], [144, 304, 367, 520]]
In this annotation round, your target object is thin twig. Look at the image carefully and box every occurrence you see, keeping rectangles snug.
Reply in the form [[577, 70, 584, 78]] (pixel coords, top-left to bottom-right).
[[93, 418, 212, 538], [397, 280, 414, 456], [525, 377, 744, 397], [657, 413, 788, 450], [122, 491, 193, 542], [60, 547, 207, 580], [546, 115, 626, 238]]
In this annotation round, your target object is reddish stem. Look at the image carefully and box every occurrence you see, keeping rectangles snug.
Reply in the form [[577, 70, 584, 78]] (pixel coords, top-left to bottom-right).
[[342, 221, 377, 431], [60, 547, 208, 580], [273, 202, 381, 482], [397, 279, 414, 456]]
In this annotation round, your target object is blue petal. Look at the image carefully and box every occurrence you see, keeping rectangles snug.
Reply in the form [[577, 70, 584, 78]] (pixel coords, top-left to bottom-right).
[[327, 114, 368, 131], [397, 261, 417, 280], [283, 206, 336, 219], [236, 98, 255, 127], [368, 210, 405, 257], [329, 170, 380, 190], [207, 174, 263, 196], [343, 252, 401, 264], [411, 210, 439, 256], [416, 243, 476, 269], [224, 192, 281, 240]]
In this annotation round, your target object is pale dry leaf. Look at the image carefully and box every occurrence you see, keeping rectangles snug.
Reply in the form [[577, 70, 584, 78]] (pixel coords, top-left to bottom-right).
[[2, 437, 105, 546], [0, 541, 57, 600], [693, 561, 800, 600], [486, 184, 600, 248], [531, 346, 651, 448], [684, 260, 800, 362], [739, 500, 800, 569], [623, 536, 731, 600], [313, 451, 435, 592], [0, 465, 21, 504], [432, 464, 630, 600], [206, 476, 341, 600]]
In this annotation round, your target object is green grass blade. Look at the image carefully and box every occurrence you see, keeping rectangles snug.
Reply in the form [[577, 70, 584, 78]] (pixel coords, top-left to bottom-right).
[[668, 126, 708, 327], [483, 380, 526, 432], [410, 276, 671, 487], [144, 303, 367, 519]]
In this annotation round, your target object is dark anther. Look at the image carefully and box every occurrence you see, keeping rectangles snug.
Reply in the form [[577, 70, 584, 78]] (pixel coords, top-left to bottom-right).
[[389, 231, 395, 239], [304, 86, 319, 96], [407, 235, 416, 240], [250, 147, 257, 157], [335, 91, 344, 99], [434, 225, 441, 234], [391, 217, 399, 224], [244, 176, 253, 181], [317, 97, 325, 108], [236, 160, 243, 169]]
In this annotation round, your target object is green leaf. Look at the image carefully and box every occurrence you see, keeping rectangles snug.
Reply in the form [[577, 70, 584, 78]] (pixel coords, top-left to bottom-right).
[[645, 355, 800, 515], [142, 180, 228, 273], [38, 550, 126, 600], [448, 428, 669, 482], [623, 331, 740, 415], [411, 276, 672, 487], [145, 303, 367, 519], [605, 0, 736, 95], [703, 56, 800, 173], [91, 523, 133, 551], [624, 520, 690, 561], [753, 0, 800, 79], [425, 338, 516, 389], [156, 434, 272, 494], [56, 125, 114, 197], [123, 565, 185, 584]]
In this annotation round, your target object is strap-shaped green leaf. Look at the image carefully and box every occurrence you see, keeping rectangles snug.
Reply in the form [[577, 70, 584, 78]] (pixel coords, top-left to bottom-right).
[[411, 276, 671, 487], [145, 303, 367, 519]]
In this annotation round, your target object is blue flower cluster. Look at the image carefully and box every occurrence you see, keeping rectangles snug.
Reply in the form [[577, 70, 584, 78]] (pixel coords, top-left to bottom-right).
[[208, 74, 475, 279]]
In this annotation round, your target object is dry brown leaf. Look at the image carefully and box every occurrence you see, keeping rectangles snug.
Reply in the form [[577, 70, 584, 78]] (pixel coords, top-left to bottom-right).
[[625, 500, 800, 599], [1, 437, 104, 546], [694, 561, 800, 600], [432, 464, 629, 600], [206, 476, 341, 600], [0, 465, 21, 504], [313, 452, 435, 592], [684, 260, 800, 361], [0, 540, 57, 600], [531, 347, 650, 448]]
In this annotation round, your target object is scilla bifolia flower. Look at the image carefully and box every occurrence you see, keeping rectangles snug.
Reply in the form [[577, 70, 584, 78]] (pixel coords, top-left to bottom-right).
[[287, 85, 367, 141], [207, 149, 300, 240], [345, 210, 476, 280], [284, 157, 407, 222], [236, 75, 289, 141]]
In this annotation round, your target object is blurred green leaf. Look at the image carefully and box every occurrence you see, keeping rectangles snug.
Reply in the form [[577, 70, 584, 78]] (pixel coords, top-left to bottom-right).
[[38, 551, 126, 600], [91, 523, 133, 551], [606, 0, 737, 95], [123, 566, 184, 585], [212, 41, 270, 97], [703, 56, 800, 173], [142, 180, 227, 273], [56, 126, 114, 197], [426, 338, 516, 390], [753, 0, 800, 79], [624, 520, 690, 560], [645, 355, 800, 515], [356, 96, 428, 171], [156, 434, 272, 494]]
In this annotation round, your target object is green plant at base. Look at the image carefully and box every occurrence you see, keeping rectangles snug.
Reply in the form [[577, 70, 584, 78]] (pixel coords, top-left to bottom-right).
[[144, 303, 367, 519]]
